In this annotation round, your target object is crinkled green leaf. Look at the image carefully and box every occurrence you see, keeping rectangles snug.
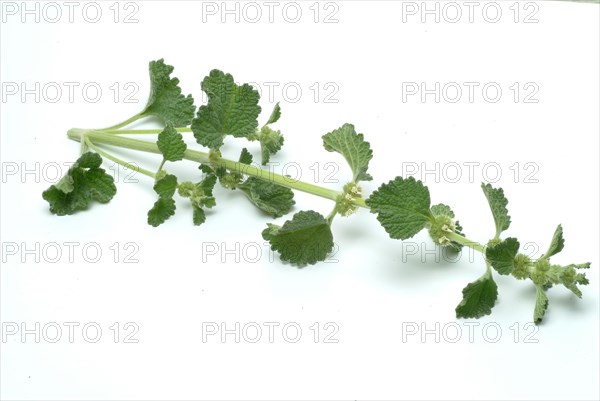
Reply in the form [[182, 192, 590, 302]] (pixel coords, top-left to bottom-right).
[[76, 152, 103, 169], [157, 124, 187, 162], [239, 148, 253, 165], [534, 285, 549, 324], [199, 164, 214, 175], [262, 210, 333, 265], [259, 126, 284, 165], [240, 178, 295, 218], [322, 123, 373, 182], [481, 183, 511, 237], [486, 237, 520, 275], [430, 203, 455, 218], [455, 271, 498, 319], [147, 175, 178, 227], [193, 205, 207, 226], [42, 152, 116, 216], [262, 223, 281, 241], [141, 59, 195, 126], [366, 177, 432, 240], [200, 174, 218, 198], [191, 69, 261, 149], [265, 102, 281, 125], [54, 174, 75, 193], [153, 174, 178, 199], [543, 224, 565, 259], [148, 198, 176, 227]]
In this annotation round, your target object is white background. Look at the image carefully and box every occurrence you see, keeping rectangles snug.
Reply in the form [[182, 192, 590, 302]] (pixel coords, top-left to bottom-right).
[[1, 1, 599, 400]]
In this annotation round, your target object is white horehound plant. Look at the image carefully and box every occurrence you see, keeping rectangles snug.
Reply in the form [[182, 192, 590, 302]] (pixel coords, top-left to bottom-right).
[[43, 59, 591, 324]]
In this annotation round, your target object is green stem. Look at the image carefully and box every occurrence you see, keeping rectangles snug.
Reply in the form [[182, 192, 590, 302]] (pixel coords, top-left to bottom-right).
[[83, 136, 157, 179], [69, 129, 366, 207], [446, 231, 486, 254], [158, 159, 167, 172], [100, 113, 145, 131], [102, 127, 193, 135], [326, 207, 338, 225]]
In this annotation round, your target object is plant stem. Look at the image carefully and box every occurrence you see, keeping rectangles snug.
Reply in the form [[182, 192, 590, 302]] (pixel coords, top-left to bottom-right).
[[83, 136, 157, 179], [446, 231, 486, 254], [102, 127, 193, 135], [100, 113, 145, 131], [71, 128, 488, 260], [68, 129, 366, 207]]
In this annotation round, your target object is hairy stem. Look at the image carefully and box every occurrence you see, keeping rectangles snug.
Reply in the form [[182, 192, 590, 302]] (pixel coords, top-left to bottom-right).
[[100, 113, 145, 131], [83, 136, 157, 179], [102, 127, 193, 135], [68, 129, 365, 207], [446, 231, 486, 254]]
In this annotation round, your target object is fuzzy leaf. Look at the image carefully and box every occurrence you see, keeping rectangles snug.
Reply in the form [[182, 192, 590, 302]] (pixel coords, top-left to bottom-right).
[[456, 272, 498, 319], [322, 123, 373, 182], [366, 177, 432, 240], [141, 59, 195, 126], [157, 124, 187, 162], [486, 237, 520, 275], [191, 69, 261, 149], [262, 210, 333, 265]]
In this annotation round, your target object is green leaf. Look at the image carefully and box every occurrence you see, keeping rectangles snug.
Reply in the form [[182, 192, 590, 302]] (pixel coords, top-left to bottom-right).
[[239, 148, 253, 165], [153, 174, 178, 199], [240, 178, 295, 218], [42, 152, 116, 216], [141, 59, 195, 126], [481, 183, 511, 237], [455, 271, 498, 319], [322, 123, 373, 182], [259, 126, 284, 165], [157, 124, 187, 162], [534, 285, 549, 324], [191, 69, 261, 149], [147, 175, 178, 227], [262, 223, 281, 241], [54, 174, 74, 193], [85, 169, 119, 203], [543, 224, 564, 259], [193, 205, 207, 226], [262, 210, 334, 265], [366, 177, 432, 240], [200, 174, 218, 198], [76, 152, 103, 169], [430, 203, 455, 218], [265, 102, 281, 125], [486, 237, 520, 275], [148, 198, 176, 227]]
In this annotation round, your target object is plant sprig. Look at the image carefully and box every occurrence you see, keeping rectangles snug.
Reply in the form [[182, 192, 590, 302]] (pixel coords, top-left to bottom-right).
[[44, 59, 591, 325]]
